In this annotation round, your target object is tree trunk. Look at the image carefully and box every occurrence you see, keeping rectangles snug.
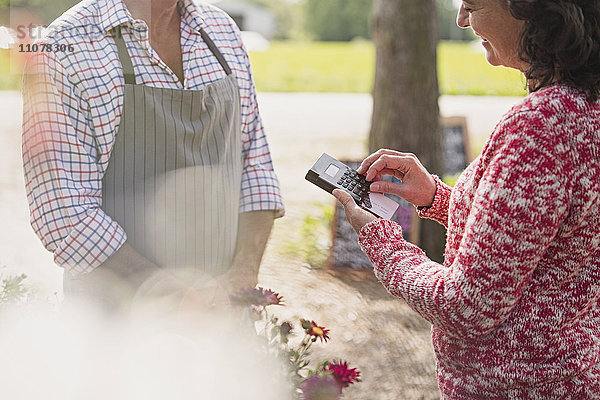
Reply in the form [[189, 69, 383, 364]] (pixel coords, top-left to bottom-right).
[[370, 0, 446, 262]]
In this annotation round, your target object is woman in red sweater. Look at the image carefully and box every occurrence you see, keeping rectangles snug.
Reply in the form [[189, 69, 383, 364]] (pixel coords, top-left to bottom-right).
[[334, 0, 600, 398]]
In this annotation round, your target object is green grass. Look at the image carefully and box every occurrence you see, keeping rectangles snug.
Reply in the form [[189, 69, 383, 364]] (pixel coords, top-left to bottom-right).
[[1, 41, 527, 96], [249, 40, 527, 96], [279, 203, 334, 269], [249, 40, 375, 93], [437, 41, 526, 96]]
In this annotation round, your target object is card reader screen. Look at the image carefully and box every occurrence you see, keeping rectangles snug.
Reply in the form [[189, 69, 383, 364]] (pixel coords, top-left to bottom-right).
[[324, 164, 340, 177]]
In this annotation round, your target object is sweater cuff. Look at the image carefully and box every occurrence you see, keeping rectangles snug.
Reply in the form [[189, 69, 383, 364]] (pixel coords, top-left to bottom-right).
[[416, 175, 451, 224], [358, 219, 404, 257]]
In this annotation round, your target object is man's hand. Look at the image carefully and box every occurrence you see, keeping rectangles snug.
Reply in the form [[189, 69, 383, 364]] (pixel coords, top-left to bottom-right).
[[333, 189, 378, 234], [73, 242, 166, 308]]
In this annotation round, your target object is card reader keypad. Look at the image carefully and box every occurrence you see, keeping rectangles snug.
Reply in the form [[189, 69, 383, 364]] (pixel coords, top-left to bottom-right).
[[337, 168, 372, 208]]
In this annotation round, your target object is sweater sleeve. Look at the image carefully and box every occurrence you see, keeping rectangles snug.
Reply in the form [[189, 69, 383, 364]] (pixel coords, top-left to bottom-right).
[[358, 110, 571, 339], [417, 174, 452, 228]]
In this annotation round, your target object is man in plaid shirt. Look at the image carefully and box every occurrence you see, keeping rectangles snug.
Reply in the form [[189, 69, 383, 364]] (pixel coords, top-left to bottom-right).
[[22, 0, 284, 308]]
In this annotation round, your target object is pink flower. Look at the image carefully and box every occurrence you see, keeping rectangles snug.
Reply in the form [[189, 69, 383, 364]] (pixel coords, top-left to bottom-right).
[[326, 360, 361, 388], [301, 319, 330, 343], [229, 286, 283, 308], [300, 375, 342, 400]]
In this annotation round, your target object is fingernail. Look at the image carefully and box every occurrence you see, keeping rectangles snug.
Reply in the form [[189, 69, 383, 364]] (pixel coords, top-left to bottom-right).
[[370, 183, 379, 192]]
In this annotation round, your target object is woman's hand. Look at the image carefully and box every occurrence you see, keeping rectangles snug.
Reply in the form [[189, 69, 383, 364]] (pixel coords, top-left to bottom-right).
[[357, 149, 437, 208], [332, 189, 378, 233]]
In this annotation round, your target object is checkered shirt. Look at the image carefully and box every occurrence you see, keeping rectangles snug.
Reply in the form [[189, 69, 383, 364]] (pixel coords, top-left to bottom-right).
[[22, 0, 284, 274]]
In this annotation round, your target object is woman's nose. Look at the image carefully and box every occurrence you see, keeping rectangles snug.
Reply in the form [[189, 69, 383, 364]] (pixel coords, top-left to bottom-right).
[[456, 5, 471, 29]]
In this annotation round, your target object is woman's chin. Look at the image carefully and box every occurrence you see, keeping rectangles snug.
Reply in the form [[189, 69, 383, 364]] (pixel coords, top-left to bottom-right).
[[485, 58, 499, 67], [484, 52, 502, 68]]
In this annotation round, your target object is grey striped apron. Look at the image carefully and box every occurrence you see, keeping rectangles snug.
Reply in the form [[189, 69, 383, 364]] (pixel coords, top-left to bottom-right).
[[63, 26, 242, 302], [101, 26, 243, 277], [64, 28, 242, 309]]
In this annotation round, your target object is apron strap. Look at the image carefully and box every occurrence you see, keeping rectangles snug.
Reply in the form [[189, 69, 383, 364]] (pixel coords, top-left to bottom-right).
[[112, 26, 137, 85], [200, 28, 232, 76]]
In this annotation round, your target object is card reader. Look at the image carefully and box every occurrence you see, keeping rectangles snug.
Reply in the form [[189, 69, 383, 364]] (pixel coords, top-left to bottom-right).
[[305, 153, 399, 220]]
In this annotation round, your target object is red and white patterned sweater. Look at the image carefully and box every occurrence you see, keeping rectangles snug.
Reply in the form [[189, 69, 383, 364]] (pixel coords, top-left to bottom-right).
[[358, 84, 600, 398]]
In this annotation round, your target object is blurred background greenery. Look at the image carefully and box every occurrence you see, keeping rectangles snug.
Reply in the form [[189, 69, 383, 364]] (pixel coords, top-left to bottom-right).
[[0, 0, 526, 96], [248, 41, 526, 95]]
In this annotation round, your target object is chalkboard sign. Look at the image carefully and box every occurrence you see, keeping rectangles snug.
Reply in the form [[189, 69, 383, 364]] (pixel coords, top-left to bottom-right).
[[329, 161, 419, 271], [442, 116, 471, 176]]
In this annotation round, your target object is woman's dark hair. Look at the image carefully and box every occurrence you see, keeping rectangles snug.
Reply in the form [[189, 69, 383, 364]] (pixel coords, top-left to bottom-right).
[[507, 0, 600, 101]]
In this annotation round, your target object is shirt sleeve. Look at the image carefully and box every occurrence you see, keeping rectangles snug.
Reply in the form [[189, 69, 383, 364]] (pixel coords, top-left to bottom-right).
[[235, 33, 285, 218], [22, 48, 126, 276], [358, 110, 571, 339]]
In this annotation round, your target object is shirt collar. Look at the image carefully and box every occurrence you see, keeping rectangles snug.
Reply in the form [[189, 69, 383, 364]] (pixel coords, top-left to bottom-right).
[[178, 0, 206, 34], [97, 0, 136, 34], [97, 0, 205, 34]]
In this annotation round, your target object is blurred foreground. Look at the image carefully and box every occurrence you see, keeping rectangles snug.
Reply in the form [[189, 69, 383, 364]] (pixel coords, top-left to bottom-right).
[[0, 299, 292, 399]]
